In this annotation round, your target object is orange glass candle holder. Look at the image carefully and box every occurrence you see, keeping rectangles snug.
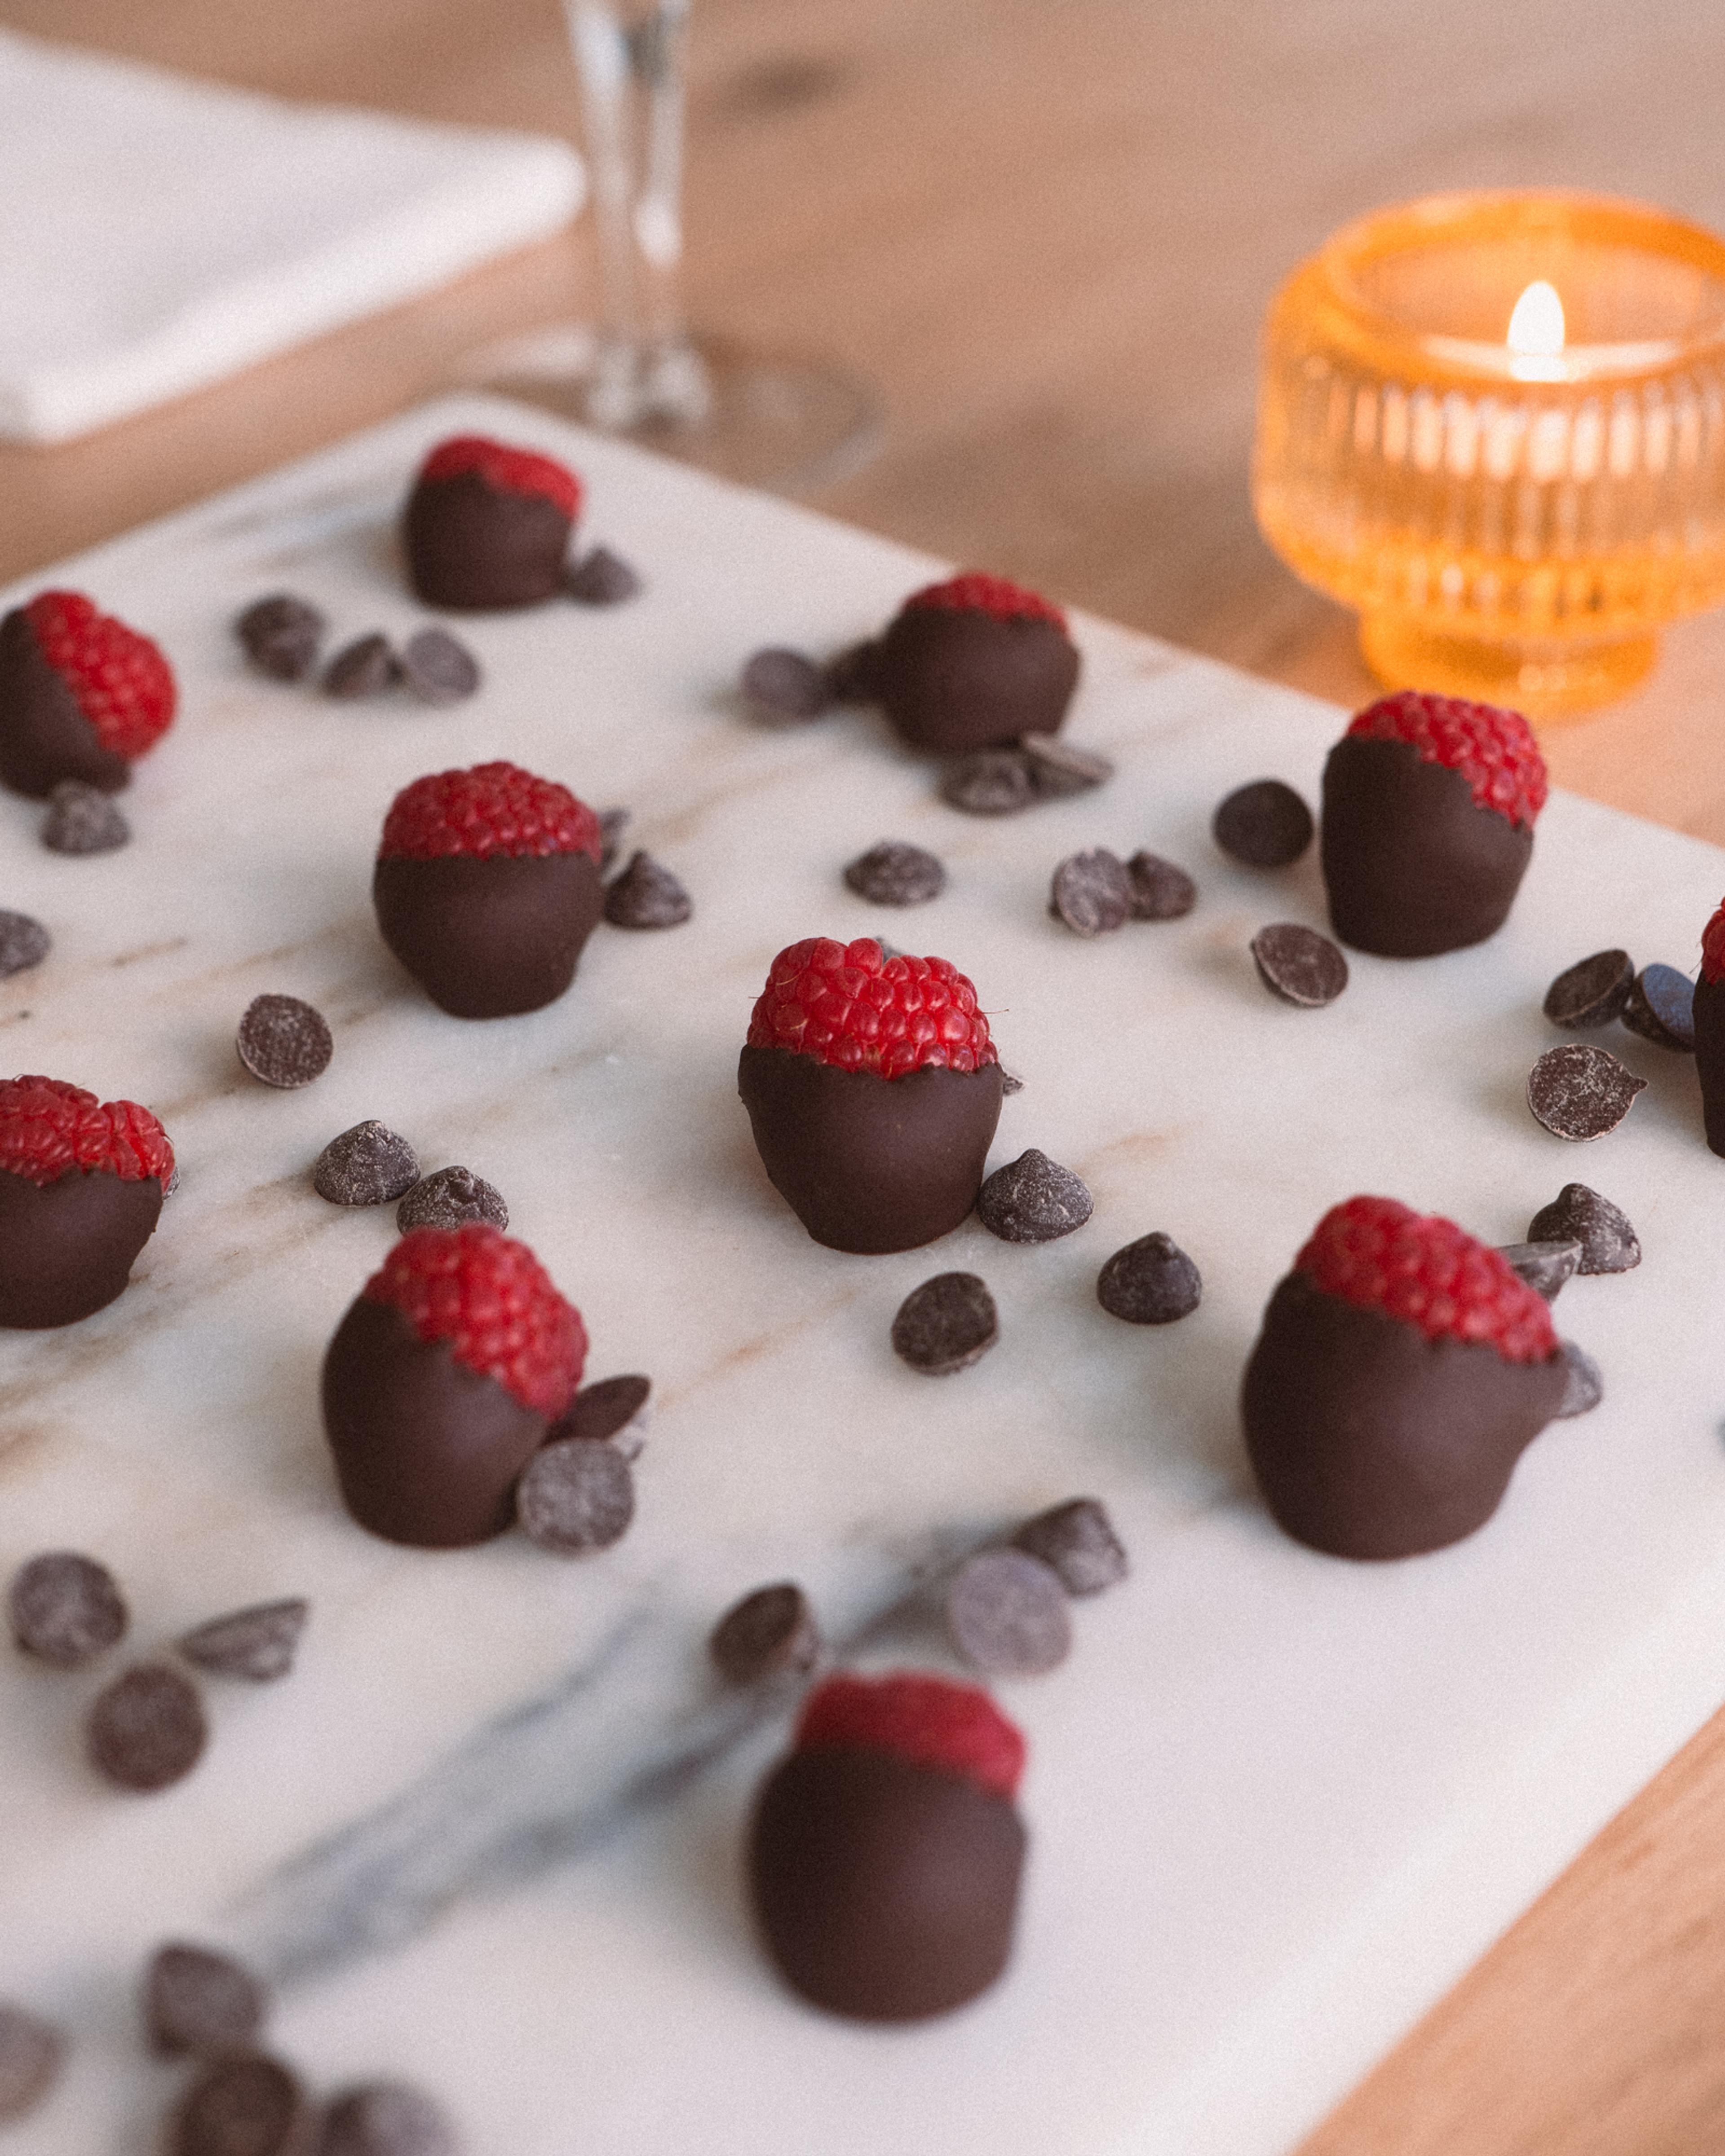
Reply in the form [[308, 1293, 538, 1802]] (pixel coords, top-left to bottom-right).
[[1253, 191, 1725, 719]]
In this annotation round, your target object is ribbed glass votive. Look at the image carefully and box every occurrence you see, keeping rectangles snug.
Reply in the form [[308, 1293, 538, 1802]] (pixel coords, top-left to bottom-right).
[[1253, 192, 1725, 718]]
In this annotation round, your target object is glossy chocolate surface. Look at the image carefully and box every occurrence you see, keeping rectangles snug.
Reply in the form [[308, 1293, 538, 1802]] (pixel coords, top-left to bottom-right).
[[0, 608, 130, 799], [0, 1166, 162, 1328], [402, 469, 572, 611], [872, 606, 1079, 754], [373, 851, 602, 1020], [1696, 974, 1725, 1157]]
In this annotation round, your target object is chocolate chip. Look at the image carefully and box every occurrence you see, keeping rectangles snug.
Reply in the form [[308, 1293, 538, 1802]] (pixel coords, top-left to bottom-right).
[[1527, 1044, 1646, 1141], [1013, 1497, 1129, 1597], [843, 840, 946, 906], [172, 2054, 308, 2156], [88, 1663, 207, 1792], [945, 1548, 1071, 1676], [236, 594, 324, 682], [1000, 1068, 1024, 1095], [741, 647, 830, 719], [1097, 1232, 1201, 1323], [0, 910, 49, 977], [824, 640, 879, 702], [43, 779, 128, 854], [975, 1148, 1093, 1243], [317, 2082, 458, 2156], [548, 1373, 651, 1454], [396, 1166, 508, 1234], [939, 750, 1035, 816], [1050, 848, 1132, 936], [1496, 1238, 1583, 1301], [0, 2003, 63, 2123], [9, 1550, 127, 1667], [313, 1121, 419, 1206], [145, 1944, 267, 2056], [399, 627, 480, 706], [1621, 963, 1696, 1052], [236, 994, 333, 1089], [1250, 921, 1349, 1007], [1555, 1339, 1604, 1419], [1125, 852, 1197, 920], [322, 633, 399, 700], [1526, 1183, 1641, 1274], [710, 1582, 822, 1685], [1543, 948, 1634, 1029], [176, 1599, 308, 1683], [1022, 733, 1113, 797], [890, 1272, 998, 1375], [603, 850, 692, 928], [517, 1439, 635, 1555], [566, 545, 642, 605], [1212, 778, 1314, 867], [597, 806, 630, 876]]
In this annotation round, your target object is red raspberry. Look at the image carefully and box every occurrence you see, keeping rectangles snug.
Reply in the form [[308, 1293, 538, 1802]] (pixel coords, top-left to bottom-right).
[[418, 435, 581, 521], [1296, 1194, 1556, 1363], [796, 1671, 1026, 1800], [747, 936, 997, 1078], [378, 762, 602, 863], [1347, 691, 1547, 829], [0, 1075, 174, 1189], [362, 1223, 585, 1417], [901, 572, 1066, 630], [1703, 900, 1725, 985], [25, 592, 175, 762]]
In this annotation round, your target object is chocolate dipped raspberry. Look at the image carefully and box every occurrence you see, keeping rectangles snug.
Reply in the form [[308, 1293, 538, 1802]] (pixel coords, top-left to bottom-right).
[[1320, 692, 1547, 957], [0, 1077, 174, 1328], [748, 1671, 1027, 2021], [0, 591, 175, 798], [1242, 1195, 1566, 1559], [871, 573, 1079, 754], [372, 761, 605, 1019], [737, 936, 1004, 1254], [1695, 900, 1725, 1155], [402, 435, 580, 610], [321, 1224, 586, 1547]]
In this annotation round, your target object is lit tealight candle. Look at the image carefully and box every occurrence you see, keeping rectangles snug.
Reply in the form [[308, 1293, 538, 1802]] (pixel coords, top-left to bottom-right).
[[1506, 279, 1566, 381]]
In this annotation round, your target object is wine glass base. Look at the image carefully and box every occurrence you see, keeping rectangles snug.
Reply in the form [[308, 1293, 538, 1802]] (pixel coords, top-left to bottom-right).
[[1358, 614, 1658, 724]]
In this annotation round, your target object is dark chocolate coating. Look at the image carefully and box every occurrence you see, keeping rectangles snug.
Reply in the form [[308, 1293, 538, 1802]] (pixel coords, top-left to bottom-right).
[[737, 1046, 1003, 1255], [402, 470, 572, 610], [872, 606, 1079, 754], [373, 851, 602, 1019], [1241, 1273, 1566, 1559], [0, 608, 130, 799], [0, 1166, 162, 1328], [749, 1746, 1026, 2021], [320, 1295, 547, 1546], [1696, 974, 1725, 1157], [1320, 734, 1534, 958]]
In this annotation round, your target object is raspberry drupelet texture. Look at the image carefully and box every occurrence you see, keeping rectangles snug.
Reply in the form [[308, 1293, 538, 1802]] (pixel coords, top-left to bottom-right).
[[0, 1076, 174, 1188], [901, 572, 1066, 630], [25, 592, 176, 760], [1347, 691, 1547, 829], [378, 762, 602, 863], [361, 1224, 586, 1416], [747, 937, 997, 1078], [417, 436, 582, 521], [796, 1671, 1026, 1800], [1296, 1195, 1556, 1363], [1703, 900, 1725, 985]]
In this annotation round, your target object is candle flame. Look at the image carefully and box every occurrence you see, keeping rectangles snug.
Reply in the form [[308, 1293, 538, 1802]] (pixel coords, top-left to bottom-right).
[[1507, 280, 1566, 379]]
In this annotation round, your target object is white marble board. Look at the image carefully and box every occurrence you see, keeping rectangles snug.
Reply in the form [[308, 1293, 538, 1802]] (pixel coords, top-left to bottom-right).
[[3, 394, 1725, 2156]]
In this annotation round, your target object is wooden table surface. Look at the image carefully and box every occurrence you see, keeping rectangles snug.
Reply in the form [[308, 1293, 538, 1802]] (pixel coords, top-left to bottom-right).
[[4, 3, 1725, 2147]]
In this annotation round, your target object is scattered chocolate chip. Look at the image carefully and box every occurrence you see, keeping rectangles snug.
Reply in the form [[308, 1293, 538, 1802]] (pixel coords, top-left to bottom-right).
[[1050, 848, 1132, 936], [1527, 1044, 1646, 1141], [322, 633, 399, 700], [1013, 1497, 1129, 1597], [945, 1548, 1071, 1676], [1023, 733, 1113, 797], [1496, 1238, 1583, 1301], [1621, 963, 1696, 1052], [1526, 1183, 1641, 1274], [1097, 1232, 1201, 1324], [1543, 948, 1634, 1029], [548, 1373, 651, 1454], [1125, 851, 1197, 920], [236, 994, 333, 1089], [597, 806, 630, 876], [710, 1582, 822, 1685], [518, 1437, 635, 1555], [823, 640, 878, 703], [890, 1272, 999, 1375], [9, 1550, 127, 1667], [975, 1148, 1093, 1243], [399, 627, 480, 706], [603, 850, 691, 928], [1000, 1069, 1024, 1095], [43, 778, 128, 854], [313, 1121, 419, 1206], [565, 545, 642, 605], [0, 2002, 63, 2123], [1250, 921, 1349, 1007], [172, 2053, 308, 2156], [1555, 1340, 1604, 1419], [87, 1663, 207, 1792], [1212, 778, 1314, 867], [235, 594, 324, 683], [741, 647, 829, 719], [0, 910, 49, 977], [145, 1943, 267, 2057], [396, 1166, 508, 1234], [843, 840, 946, 906], [318, 2082, 459, 2156], [176, 1599, 308, 1683], [939, 750, 1035, 817]]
